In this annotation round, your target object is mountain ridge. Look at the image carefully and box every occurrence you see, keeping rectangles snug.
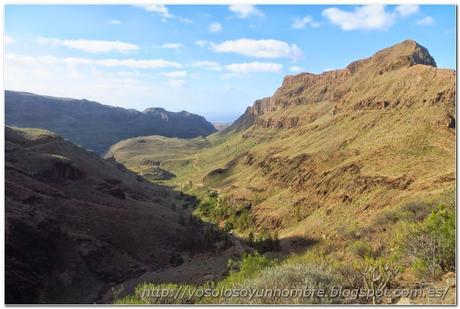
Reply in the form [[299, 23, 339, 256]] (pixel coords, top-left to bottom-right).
[[5, 90, 217, 154], [107, 39, 455, 241], [224, 39, 451, 134]]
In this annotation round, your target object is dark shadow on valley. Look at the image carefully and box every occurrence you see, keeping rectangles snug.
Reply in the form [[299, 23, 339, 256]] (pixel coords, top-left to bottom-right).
[[99, 175, 320, 303]]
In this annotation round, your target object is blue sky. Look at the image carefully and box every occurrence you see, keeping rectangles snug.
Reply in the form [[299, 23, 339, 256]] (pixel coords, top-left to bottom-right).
[[4, 4, 456, 122]]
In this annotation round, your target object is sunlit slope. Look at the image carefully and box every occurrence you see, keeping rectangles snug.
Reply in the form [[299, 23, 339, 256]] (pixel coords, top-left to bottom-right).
[[108, 40, 455, 239]]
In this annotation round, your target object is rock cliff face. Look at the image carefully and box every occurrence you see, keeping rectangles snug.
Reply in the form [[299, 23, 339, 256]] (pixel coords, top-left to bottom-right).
[[225, 40, 450, 132], [5, 91, 217, 154]]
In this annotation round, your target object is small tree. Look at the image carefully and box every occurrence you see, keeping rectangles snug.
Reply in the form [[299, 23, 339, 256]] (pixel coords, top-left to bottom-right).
[[355, 258, 399, 304], [395, 204, 455, 278]]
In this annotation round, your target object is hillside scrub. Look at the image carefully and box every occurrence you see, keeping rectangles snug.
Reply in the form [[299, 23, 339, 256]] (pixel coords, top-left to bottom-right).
[[115, 253, 275, 304], [394, 204, 455, 279], [194, 192, 255, 234]]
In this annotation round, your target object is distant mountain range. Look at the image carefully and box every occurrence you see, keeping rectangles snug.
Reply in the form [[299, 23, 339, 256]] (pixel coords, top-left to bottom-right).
[[5, 90, 217, 154]]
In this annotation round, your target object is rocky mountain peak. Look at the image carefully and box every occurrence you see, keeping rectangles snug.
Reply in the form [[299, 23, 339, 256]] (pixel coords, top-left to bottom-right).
[[346, 39, 436, 74], [143, 107, 167, 114], [381, 39, 436, 66], [225, 40, 450, 134]]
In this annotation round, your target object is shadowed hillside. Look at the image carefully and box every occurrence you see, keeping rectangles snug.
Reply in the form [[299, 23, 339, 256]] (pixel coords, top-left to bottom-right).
[[5, 126, 220, 304], [5, 91, 217, 154]]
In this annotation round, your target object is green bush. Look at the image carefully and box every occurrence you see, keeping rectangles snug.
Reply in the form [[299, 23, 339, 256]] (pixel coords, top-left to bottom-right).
[[349, 240, 373, 258], [247, 231, 280, 252], [398, 201, 433, 221], [373, 211, 400, 226], [220, 252, 275, 289], [225, 262, 340, 304], [194, 194, 254, 233], [115, 283, 198, 304], [354, 257, 400, 304], [395, 204, 455, 279], [223, 221, 234, 232], [373, 201, 433, 227]]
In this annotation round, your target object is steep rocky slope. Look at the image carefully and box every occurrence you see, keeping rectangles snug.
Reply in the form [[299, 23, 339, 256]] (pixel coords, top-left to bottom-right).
[[5, 126, 206, 304], [108, 40, 455, 241], [5, 91, 217, 154], [225, 40, 450, 133]]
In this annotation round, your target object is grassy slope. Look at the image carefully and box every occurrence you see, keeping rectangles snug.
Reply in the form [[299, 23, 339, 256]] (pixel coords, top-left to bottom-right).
[[109, 40, 456, 304], [142, 99, 454, 240], [107, 64, 455, 241]]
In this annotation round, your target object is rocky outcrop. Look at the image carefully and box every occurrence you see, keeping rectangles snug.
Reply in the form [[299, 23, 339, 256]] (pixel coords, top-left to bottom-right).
[[226, 40, 452, 132]]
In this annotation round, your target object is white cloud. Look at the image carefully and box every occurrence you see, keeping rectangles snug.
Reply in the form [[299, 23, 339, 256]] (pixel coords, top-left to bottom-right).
[[291, 16, 320, 29], [178, 16, 194, 24], [5, 54, 182, 69], [225, 62, 282, 74], [135, 5, 194, 23], [417, 16, 435, 26], [5, 35, 14, 45], [395, 5, 419, 18], [168, 79, 186, 87], [212, 39, 303, 60], [209, 22, 223, 33], [117, 71, 140, 78], [37, 37, 139, 53], [108, 19, 121, 25], [162, 70, 187, 78], [322, 5, 396, 31], [5, 53, 164, 108], [157, 43, 182, 49], [136, 4, 173, 18], [289, 66, 304, 73], [195, 40, 210, 48], [190, 61, 222, 71], [229, 5, 263, 19]]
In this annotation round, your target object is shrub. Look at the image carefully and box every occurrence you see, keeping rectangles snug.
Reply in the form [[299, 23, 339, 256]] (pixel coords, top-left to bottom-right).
[[115, 283, 197, 304], [373, 210, 400, 226], [398, 201, 432, 221], [336, 222, 363, 240], [373, 201, 433, 228], [194, 194, 254, 233], [349, 240, 373, 258], [248, 231, 280, 252], [395, 204, 455, 279], [224, 262, 341, 304], [220, 252, 275, 289], [223, 221, 234, 232], [354, 257, 400, 304]]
